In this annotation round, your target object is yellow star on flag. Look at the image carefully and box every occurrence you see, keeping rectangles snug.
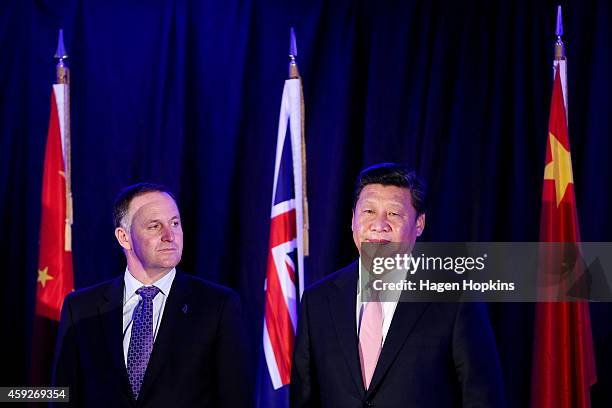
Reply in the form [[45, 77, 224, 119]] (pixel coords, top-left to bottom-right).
[[37, 266, 54, 288], [544, 131, 574, 207]]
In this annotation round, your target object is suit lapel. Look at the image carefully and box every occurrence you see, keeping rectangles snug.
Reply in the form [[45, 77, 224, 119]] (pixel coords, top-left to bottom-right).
[[329, 262, 365, 395], [366, 299, 430, 397], [137, 272, 192, 402], [99, 276, 134, 403]]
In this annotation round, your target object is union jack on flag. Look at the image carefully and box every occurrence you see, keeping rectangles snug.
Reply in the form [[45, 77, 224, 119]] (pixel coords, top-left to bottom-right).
[[262, 74, 307, 391]]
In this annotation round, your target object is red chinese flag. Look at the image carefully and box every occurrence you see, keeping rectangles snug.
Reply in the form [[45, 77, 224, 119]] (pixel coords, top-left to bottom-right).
[[531, 67, 597, 407], [30, 87, 73, 385]]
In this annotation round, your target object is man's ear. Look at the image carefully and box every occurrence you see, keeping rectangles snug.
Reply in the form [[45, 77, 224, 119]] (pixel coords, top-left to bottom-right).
[[115, 227, 131, 251], [415, 213, 426, 237]]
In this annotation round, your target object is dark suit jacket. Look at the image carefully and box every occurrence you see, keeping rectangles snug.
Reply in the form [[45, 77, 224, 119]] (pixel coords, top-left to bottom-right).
[[290, 262, 506, 408], [52, 271, 253, 407]]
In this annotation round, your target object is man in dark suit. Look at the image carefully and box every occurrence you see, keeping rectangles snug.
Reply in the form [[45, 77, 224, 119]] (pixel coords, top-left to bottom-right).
[[53, 183, 252, 407], [290, 163, 505, 407]]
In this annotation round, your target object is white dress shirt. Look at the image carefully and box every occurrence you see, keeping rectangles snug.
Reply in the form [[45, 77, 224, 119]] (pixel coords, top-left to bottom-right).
[[356, 266, 406, 346], [122, 268, 176, 366]]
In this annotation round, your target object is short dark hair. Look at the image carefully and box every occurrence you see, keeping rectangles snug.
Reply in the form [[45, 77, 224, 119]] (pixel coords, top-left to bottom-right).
[[113, 183, 176, 229], [352, 163, 427, 216]]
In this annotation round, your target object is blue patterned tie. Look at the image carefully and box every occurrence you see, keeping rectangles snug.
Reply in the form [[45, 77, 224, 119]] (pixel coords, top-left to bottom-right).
[[127, 286, 160, 399]]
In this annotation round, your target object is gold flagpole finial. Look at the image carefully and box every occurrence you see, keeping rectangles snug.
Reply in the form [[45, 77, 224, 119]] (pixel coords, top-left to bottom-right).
[[289, 27, 300, 79], [55, 29, 70, 84], [554, 5, 565, 61]]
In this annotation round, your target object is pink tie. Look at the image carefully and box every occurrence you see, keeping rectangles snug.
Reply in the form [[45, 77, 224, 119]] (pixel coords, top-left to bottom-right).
[[359, 300, 383, 390]]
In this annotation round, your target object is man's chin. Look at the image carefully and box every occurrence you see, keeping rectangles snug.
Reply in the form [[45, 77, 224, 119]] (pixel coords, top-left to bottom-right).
[[154, 256, 182, 270], [358, 240, 389, 262]]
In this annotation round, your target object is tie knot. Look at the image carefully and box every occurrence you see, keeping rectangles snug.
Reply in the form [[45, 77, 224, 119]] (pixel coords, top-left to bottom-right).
[[136, 286, 160, 300], [363, 280, 381, 302]]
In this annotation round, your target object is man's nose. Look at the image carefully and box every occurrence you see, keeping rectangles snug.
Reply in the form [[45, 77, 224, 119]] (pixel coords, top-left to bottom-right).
[[370, 213, 390, 232], [161, 225, 175, 241]]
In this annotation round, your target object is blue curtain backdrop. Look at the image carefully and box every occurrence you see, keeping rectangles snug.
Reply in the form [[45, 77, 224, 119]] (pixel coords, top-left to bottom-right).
[[1, 0, 611, 406]]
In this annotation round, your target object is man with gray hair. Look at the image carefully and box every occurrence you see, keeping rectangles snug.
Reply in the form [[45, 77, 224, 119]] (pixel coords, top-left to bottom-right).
[[53, 183, 253, 407]]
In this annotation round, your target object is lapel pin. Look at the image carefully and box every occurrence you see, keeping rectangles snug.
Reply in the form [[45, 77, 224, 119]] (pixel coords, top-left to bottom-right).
[[182, 304, 189, 314]]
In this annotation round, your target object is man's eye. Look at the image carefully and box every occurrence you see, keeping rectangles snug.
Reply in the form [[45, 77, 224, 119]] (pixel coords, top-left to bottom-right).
[[363, 209, 374, 214], [389, 212, 399, 217], [148, 224, 160, 230], [171, 220, 181, 227]]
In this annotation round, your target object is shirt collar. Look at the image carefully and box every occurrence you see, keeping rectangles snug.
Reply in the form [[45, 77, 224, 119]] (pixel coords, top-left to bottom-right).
[[124, 267, 176, 300]]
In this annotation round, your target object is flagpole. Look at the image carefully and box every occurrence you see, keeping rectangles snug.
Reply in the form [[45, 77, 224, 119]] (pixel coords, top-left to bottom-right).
[[55, 29, 73, 252], [289, 27, 309, 258]]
